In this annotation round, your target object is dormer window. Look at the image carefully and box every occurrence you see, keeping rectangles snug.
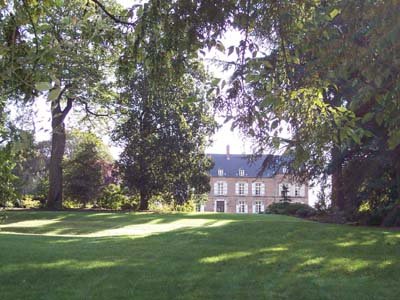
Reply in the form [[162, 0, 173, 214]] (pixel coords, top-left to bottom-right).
[[218, 169, 224, 176], [239, 169, 245, 176]]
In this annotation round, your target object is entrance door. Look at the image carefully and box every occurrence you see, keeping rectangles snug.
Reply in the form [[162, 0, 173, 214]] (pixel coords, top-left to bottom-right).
[[216, 200, 225, 212]]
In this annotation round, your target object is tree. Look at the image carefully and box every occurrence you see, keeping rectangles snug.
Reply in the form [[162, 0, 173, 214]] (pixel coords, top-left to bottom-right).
[[64, 131, 113, 207], [1, 0, 123, 209], [0, 146, 17, 207], [115, 60, 216, 210], [205, 0, 400, 215]]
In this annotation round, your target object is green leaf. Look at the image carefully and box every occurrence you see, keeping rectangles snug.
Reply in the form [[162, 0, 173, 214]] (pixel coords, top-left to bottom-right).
[[271, 120, 279, 130], [54, 0, 64, 7], [361, 112, 374, 124], [388, 130, 400, 150], [329, 8, 341, 19], [35, 82, 52, 91], [228, 46, 234, 56], [48, 87, 61, 101], [211, 78, 221, 86], [264, 60, 273, 69], [216, 41, 225, 53]]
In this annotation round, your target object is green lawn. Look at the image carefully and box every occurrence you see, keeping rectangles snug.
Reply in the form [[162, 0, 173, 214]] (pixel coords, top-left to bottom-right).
[[0, 211, 399, 300]]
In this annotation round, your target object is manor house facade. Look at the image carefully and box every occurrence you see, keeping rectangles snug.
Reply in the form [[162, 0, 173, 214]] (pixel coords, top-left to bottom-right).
[[201, 147, 308, 213]]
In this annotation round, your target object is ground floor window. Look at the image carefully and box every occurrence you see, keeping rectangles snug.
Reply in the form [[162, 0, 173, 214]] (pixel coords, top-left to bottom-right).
[[254, 201, 263, 213], [238, 201, 246, 213], [215, 200, 225, 212]]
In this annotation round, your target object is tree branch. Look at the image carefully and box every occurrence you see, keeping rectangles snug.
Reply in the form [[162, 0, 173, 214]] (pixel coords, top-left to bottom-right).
[[61, 97, 74, 123], [81, 100, 110, 117], [90, 0, 138, 26]]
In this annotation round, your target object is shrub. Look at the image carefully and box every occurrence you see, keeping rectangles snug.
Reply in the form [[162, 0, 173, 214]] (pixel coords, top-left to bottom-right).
[[97, 184, 138, 210], [21, 195, 41, 209], [63, 199, 81, 209], [0, 209, 7, 223], [382, 204, 400, 227], [175, 200, 195, 212], [295, 206, 316, 218], [267, 202, 316, 218]]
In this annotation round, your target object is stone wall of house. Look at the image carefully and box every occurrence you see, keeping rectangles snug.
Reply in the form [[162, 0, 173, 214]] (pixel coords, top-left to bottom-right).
[[204, 175, 309, 213]]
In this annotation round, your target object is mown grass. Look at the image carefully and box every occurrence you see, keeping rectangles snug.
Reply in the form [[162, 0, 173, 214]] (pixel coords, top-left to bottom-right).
[[0, 211, 399, 300]]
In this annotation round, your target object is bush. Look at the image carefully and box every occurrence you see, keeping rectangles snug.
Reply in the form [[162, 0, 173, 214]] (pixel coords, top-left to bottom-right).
[[175, 200, 195, 212], [21, 195, 41, 209], [359, 204, 399, 227], [296, 207, 316, 218], [97, 184, 138, 210], [0, 209, 7, 224], [382, 204, 400, 227], [63, 199, 81, 209], [267, 202, 316, 218]]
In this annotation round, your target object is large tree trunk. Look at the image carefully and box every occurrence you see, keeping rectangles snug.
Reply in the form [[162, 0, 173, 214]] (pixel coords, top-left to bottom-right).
[[46, 93, 73, 209], [47, 121, 66, 209], [139, 189, 149, 211], [394, 145, 400, 202], [331, 146, 345, 211]]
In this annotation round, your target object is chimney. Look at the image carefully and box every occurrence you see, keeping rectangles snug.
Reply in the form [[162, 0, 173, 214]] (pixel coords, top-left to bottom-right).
[[226, 145, 230, 160]]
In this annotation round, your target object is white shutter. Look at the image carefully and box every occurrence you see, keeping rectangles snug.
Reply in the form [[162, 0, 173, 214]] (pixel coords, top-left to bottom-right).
[[235, 183, 239, 195], [252, 183, 256, 195], [261, 204, 265, 213], [223, 182, 228, 195], [214, 182, 218, 195], [300, 185, 306, 197], [244, 204, 248, 213], [200, 205, 205, 212], [236, 204, 239, 213], [289, 184, 295, 197], [252, 204, 256, 213], [278, 184, 283, 196], [261, 183, 265, 196], [244, 183, 248, 195]]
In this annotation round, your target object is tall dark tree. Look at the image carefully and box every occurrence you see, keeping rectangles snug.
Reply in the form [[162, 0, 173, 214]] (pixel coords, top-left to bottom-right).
[[115, 63, 216, 210], [64, 131, 113, 207]]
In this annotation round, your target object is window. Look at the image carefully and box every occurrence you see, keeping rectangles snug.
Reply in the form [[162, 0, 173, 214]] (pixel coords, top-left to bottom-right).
[[294, 185, 305, 197], [294, 185, 300, 197], [255, 183, 261, 196], [254, 201, 262, 213], [238, 201, 246, 213], [238, 183, 245, 195], [280, 183, 290, 197], [217, 182, 224, 195], [218, 169, 224, 176], [239, 169, 245, 176]]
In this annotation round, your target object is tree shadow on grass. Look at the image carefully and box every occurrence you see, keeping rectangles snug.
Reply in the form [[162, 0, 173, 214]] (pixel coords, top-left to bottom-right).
[[0, 214, 399, 300], [0, 211, 300, 236]]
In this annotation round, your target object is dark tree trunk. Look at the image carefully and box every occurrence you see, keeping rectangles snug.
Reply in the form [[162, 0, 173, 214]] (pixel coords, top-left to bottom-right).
[[139, 189, 149, 211], [394, 145, 400, 202], [47, 121, 66, 209], [138, 97, 151, 211], [331, 146, 345, 211], [46, 91, 73, 209]]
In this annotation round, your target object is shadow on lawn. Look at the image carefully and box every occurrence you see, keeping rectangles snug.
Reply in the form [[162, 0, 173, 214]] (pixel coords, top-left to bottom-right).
[[0, 213, 399, 300], [0, 211, 296, 236]]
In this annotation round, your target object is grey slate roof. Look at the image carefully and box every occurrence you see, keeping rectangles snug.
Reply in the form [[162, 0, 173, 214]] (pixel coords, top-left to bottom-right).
[[208, 154, 285, 178]]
